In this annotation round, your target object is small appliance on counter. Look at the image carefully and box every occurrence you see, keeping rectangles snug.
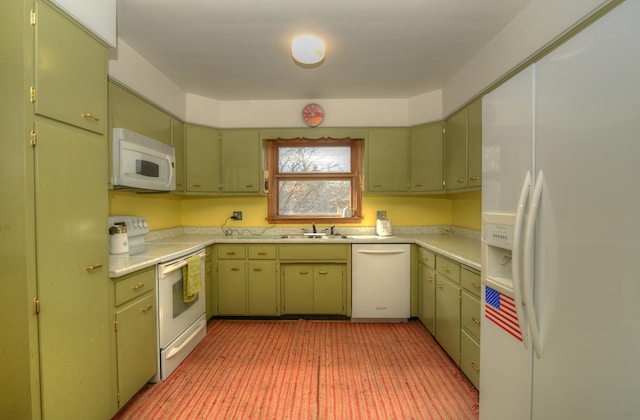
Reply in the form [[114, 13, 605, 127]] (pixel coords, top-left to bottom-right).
[[376, 218, 393, 236], [108, 223, 129, 255], [108, 215, 149, 255]]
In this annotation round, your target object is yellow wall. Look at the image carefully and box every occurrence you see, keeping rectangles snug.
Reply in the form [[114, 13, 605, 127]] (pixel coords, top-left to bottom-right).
[[450, 191, 481, 230], [109, 191, 479, 230]]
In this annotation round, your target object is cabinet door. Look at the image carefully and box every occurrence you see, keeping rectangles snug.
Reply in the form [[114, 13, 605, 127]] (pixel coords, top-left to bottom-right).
[[35, 1, 106, 134], [115, 292, 157, 407], [221, 129, 261, 193], [313, 265, 345, 314], [410, 123, 444, 192], [205, 246, 215, 318], [444, 107, 468, 191], [461, 290, 481, 341], [467, 98, 482, 188], [171, 118, 186, 192], [367, 128, 409, 192], [418, 263, 436, 334], [217, 261, 247, 315], [185, 124, 220, 192], [435, 275, 461, 365], [282, 265, 314, 314], [35, 121, 111, 419], [248, 260, 278, 315], [108, 82, 172, 144]]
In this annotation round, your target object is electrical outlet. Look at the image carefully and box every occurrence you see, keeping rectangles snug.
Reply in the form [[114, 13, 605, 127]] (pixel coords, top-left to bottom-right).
[[232, 211, 243, 220], [376, 210, 387, 220]]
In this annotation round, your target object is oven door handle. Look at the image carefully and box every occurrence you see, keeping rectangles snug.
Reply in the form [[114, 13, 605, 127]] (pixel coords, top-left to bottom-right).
[[166, 321, 206, 360], [158, 259, 188, 278]]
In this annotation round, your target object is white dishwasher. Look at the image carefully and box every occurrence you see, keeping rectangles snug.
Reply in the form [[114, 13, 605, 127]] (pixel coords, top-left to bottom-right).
[[351, 243, 411, 322]]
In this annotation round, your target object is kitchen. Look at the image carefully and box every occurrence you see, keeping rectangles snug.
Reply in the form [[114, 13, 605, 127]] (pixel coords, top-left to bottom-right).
[[2, 0, 639, 419]]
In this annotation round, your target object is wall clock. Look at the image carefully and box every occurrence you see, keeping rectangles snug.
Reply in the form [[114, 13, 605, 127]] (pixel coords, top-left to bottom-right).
[[302, 103, 324, 127]]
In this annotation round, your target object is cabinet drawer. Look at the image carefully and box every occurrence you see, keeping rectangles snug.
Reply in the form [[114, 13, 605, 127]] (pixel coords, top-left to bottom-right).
[[248, 245, 277, 259], [461, 290, 481, 341], [114, 267, 155, 307], [461, 266, 481, 297], [436, 255, 460, 283], [217, 245, 246, 259], [278, 244, 349, 260], [417, 247, 436, 269], [460, 330, 480, 389]]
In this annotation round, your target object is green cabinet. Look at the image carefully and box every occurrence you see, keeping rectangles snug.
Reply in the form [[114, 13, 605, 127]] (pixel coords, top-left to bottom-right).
[[34, 1, 106, 134], [221, 129, 262, 193], [460, 267, 481, 388], [282, 264, 346, 314], [444, 98, 482, 191], [417, 247, 436, 333], [112, 267, 157, 409], [435, 255, 461, 365], [185, 124, 221, 192], [409, 122, 444, 192], [366, 128, 409, 192], [184, 125, 262, 194], [108, 81, 172, 144], [215, 245, 279, 316], [171, 118, 186, 192]]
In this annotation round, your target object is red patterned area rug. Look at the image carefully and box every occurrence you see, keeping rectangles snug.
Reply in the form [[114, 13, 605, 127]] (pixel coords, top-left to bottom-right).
[[113, 319, 479, 419]]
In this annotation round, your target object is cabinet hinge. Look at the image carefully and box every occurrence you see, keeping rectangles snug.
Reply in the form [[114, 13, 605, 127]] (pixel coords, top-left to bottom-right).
[[442, 127, 446, 135], [116, 392, 120, 404], [114, 320, 118, 332], [30, 86, 36, 103], [30, 9, 36, 25], [34, 298, 40, 314], [30, 130, 37, 147]]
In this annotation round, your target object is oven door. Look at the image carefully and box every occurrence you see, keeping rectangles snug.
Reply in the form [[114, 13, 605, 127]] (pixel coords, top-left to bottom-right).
[[156, 249, 206, 349]]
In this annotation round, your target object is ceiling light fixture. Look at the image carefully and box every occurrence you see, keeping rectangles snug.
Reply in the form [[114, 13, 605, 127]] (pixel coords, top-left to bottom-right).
[[291, 34, 325, 66]]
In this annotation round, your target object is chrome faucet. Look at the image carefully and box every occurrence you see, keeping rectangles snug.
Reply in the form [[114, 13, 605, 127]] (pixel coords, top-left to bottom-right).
[[312, 222, 317, 233]]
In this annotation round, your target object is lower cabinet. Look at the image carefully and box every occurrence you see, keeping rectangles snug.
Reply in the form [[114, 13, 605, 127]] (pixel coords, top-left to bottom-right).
[[416, 245, 481, 388], [460, 267, 481, 388], [281, 264, 346, 314], [216, 245, 279, 316], [112, 266, 158, 409]]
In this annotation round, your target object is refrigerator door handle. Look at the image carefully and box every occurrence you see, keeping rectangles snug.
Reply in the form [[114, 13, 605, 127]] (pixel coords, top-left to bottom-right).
[[512, 171, 532, 349], [524, 170, 544, 358]]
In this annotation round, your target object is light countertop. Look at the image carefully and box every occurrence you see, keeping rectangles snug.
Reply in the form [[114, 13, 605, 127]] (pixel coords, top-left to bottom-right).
[[109, 227, 481, 278]]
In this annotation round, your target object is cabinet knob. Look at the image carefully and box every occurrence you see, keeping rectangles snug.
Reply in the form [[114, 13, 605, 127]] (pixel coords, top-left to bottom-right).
[[80, 112, 100, 122], [299, 271, 309, 275], [470, 176, 480, 181], [373, 184, 383, 188], [318, 271, 328, 275], [436, 284, 444, 289], [457, 178, 466, 183], [471, 316, 481, 325], [141, 304, 153, 313], [231, 267, 240, 271], [132, 283, 145, 291], [471, 281, 481, 289], [257, 252, 267, 256], [471, 362, 480, 372], [191, 184, 201, 188], [253, 268, 263, 272], [85, 264, 103, 272]]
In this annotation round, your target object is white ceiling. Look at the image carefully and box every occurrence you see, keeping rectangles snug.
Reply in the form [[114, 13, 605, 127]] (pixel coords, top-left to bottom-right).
[[116, 0, 531, 101]]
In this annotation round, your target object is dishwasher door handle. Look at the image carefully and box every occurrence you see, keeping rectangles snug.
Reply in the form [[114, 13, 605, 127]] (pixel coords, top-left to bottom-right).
[[355, 249, 407, 255]]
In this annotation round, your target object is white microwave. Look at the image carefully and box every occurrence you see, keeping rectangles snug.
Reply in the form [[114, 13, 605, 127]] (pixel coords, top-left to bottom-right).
[[112, 128, 176, 191]]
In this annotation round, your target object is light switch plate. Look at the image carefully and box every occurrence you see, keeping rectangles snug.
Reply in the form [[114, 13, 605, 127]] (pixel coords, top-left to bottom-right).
[[376, 210, 387, 220]]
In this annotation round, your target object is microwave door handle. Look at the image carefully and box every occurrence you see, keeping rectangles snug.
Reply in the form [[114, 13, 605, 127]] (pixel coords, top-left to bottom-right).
[[158, 259, 188, 278]]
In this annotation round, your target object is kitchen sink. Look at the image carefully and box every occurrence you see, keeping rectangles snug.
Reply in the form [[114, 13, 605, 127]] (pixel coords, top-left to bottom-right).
[[278, 234, 348, 240]]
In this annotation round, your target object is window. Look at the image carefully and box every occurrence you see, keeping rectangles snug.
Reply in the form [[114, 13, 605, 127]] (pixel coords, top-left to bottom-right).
[[266, 137, 363, 223]]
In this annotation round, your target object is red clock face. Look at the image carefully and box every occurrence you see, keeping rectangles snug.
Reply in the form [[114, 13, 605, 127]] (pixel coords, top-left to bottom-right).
[[302, 103, 324, 127]]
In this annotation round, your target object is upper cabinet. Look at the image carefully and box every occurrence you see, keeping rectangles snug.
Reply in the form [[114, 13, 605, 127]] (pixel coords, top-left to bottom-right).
[[34, 1, 107, 134], [50, 0, 116, 46], [185, 124, 221, 193], [366, 128, 409, 193], [220, 129, 262, 193], [444, 98, 482, 191], [184, 125, 262, 194], [171, 118, 186, 192], [108, 82, 172, 145], [409, 122, 444, 193]]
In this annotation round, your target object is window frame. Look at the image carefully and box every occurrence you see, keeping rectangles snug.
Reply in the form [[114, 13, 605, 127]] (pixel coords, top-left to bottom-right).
[[266, 137, 363, 224]]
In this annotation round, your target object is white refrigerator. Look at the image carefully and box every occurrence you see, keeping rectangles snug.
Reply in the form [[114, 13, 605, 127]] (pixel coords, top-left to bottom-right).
[[480, 1, 640, 419]]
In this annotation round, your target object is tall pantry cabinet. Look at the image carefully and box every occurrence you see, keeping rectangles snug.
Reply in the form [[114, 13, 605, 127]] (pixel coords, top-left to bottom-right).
[[1, 1, 113, 418]]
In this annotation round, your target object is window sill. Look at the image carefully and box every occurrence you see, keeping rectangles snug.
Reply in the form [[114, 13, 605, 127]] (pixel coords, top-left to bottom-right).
[[267, 216, 364, 224]]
